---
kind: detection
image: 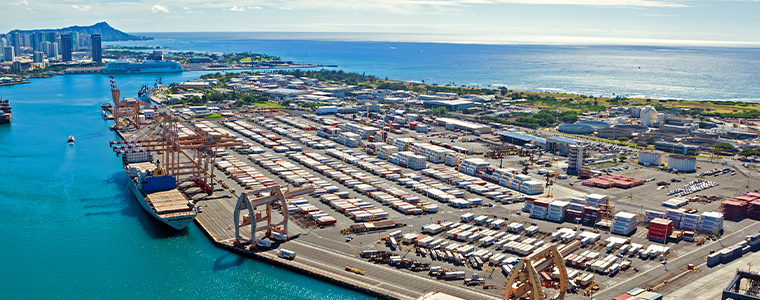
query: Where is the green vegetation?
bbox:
[200,113,224,120]
[645,136,657,143]
[252,102,286,109]
[224,52,280,63]
[475,110,578,129]
[506,93,606,113]
[739,149,759,157]
[429,107,450,117]
[300,103,331,108]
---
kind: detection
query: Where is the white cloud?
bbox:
[71,5,91,11]
[182,6,189,9]
[230,5,244,11]
[9,0,28,5]
[151,4,171,13]
[247,6,262,9]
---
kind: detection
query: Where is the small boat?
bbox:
[68,136,75,143]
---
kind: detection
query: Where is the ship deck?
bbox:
[146,189,194,215]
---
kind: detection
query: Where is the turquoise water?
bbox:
[0,73,375,300]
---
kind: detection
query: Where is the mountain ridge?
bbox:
[7,22,152,41]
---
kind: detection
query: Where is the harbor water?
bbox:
[0,73,374,300]
[122,33,760,101]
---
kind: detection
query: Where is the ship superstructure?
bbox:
[0,97,10,124]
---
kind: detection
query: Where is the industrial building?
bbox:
[597,125,646,139]
[638,150,666,166]
[434,117,492,134]
[655,141,699,155]
[567,144,584,174]
[423,99,475,111]
[497,131,546,148]
[546,136,584,156]
[668,155,697,172]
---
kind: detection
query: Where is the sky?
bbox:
[2,0,760,45]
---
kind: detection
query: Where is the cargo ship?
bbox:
[124,157,197,230]
[0,97,10,124]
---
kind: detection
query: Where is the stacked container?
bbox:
[680,213,700,231]
[612,212,638,236]
[523,199,534,213]
[648,218,673,242]
[721,200,748,220]
[530,199,552,220]
[547,201,569,222]
[665,209,684,228]
[582,206,601,225]
[749,200,760,220]
[645,210,665,223]
[586,194,607,208]
[699,212,723,234]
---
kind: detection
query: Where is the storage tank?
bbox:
[668,155,696,172]
[640,106,658,127]
[638,150,666,166]
[559,123,594,135]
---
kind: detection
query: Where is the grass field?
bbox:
[251,102,286,109]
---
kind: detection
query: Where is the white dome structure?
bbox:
[640,106,658,127]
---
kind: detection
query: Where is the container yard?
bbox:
[113,99,760,300]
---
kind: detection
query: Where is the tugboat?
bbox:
[68,136,75,143]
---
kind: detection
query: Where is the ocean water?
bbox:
[0,73,375,300]
[113,32,760,101]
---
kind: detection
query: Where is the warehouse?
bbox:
[497,131,546,148]
[423,99,475,111]
[546,136,584,155]
[434,117,492,134]
[655,141,699,155]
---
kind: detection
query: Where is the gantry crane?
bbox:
[502,241,580,300]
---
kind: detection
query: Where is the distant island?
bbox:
[6,21,151,41]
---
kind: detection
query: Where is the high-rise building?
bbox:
[91,34,102,63]
[12,33,21,56]
[61,34,72,62]
[3,46,14,62]
[41,41,51,56]
[33,32,45,52]
[33,51,44,63]
[51,42,59,58]
[46,32,57,44]
[70,32,79,51]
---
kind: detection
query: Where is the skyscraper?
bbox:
[51,42,59,58]
[3,46,14,62]
[61,34,72,62]
[70,32,79,51]
[41,41,51,57]
[91,34,102,63]
[12,33,21,56]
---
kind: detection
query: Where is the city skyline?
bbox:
[2,0,759,46]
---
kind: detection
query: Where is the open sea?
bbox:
[125,32,760,101]
[2,33,760,299]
